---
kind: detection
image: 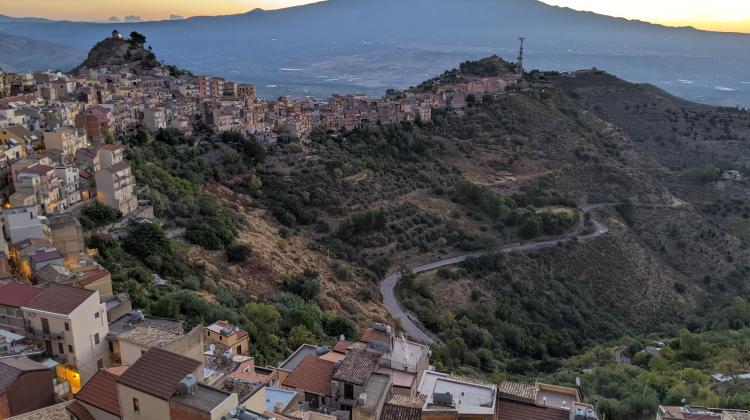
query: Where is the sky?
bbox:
[2,0,749,33]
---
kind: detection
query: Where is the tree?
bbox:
[289,325,316,348]
[282,270,321,301]
[243,303,281,363]
[226,244,252,263]
[129,31,146,47]
[122,223,172,260]
[79,202,122,230]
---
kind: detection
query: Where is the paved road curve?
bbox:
[379,208,610,344]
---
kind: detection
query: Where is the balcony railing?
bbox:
[27,328,65,341]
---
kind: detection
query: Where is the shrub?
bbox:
[226,244,252,263]
[282,270,321,301]
[80,202,122,230]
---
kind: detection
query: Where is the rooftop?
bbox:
[279,344,327,372]
[381,394,426,420]
[23,283,95,315]
[206,320,249,340]
[264,387,298,413]
[116,347,201,400]
[28,250,64,264]
[8,401,73,420]
[281,355,336,397]
[75,367,126,416]
[420,371,496,415]
[72,266,110,287]
[118,325,183,348]
[66,400,95,420]
[332,348,380,386]
[358,373,391,413]
[108,311,183,338]
[0,281,43,308]
[170,384,234,413]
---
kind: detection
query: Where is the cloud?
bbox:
[123,15,142,22]
[169,14,184,20]
[107,16,121,23]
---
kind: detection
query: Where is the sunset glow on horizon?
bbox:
[2,0,748,33]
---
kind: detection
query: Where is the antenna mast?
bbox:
[517,37,526,75]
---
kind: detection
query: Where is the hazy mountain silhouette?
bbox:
[0,32,85,72]
[1,0,748,105]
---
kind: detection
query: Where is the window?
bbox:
[68,345,73,353]
[237,345,242,355]
[132,398,140,414]
[58,342,64,354]
[108,341,114,352]
[94,312,100,319]
[97,359,103,369]
[94,333,100,345]
[344,383,354,400]
[64,322,69,331]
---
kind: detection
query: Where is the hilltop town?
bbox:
[1,31,750,420]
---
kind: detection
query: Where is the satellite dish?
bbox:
[575,377,581,387]
[340,335,346,341]
[209,344,216,351]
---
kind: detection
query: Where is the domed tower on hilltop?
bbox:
[111,30,122,39]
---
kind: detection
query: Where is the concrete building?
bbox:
[420,372,497,420]
[497,380,596,420]
[42,127,87,162]
[0,282,43,335]
[22,284,111,393]
[45,213,85,263]
[2,206,47,244]
[143,107,167,132]
[116,348,235,420]
[95,160,137,216]
[204,320,249,357]
[0,357,55,418]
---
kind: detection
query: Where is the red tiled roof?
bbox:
[19,164,55,176]
[74,267,110,287]
[382,394,426,420]
[75,368,125,416]
[333,340,353,354]
[282,355,336,397]
[24,284,95,315]
[497,400,569,420]
[116,348,201,400]
[0,282,44,308]
[360,328,374,343]
[214,320,249,340]
[66,400,96,420]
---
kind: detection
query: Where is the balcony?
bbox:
[27,327,65,341]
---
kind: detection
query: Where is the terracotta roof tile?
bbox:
[66,400,95,420]
[23,284,95,315]
[333,340,353,354]
[281,355,336,397]
[382,394,426,420]
[498,380,537,402]
[116,348,201,400]
[0,282,43,308]
[332,348,379,386]
[75,368,125,416]
[360,328,374,343]
[74,267,110,287]
[497,400,569,420]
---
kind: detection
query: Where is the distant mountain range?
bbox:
[0,32,85,72]
[1,0,749,106]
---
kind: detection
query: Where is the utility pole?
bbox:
[517,37,526,75]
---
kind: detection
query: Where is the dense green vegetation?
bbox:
[399,253,625,375]
[94,124,356,365]
[79,202,122,230]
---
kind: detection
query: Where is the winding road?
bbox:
[379,206,611,344]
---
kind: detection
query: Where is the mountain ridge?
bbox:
[1,0,748,106]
